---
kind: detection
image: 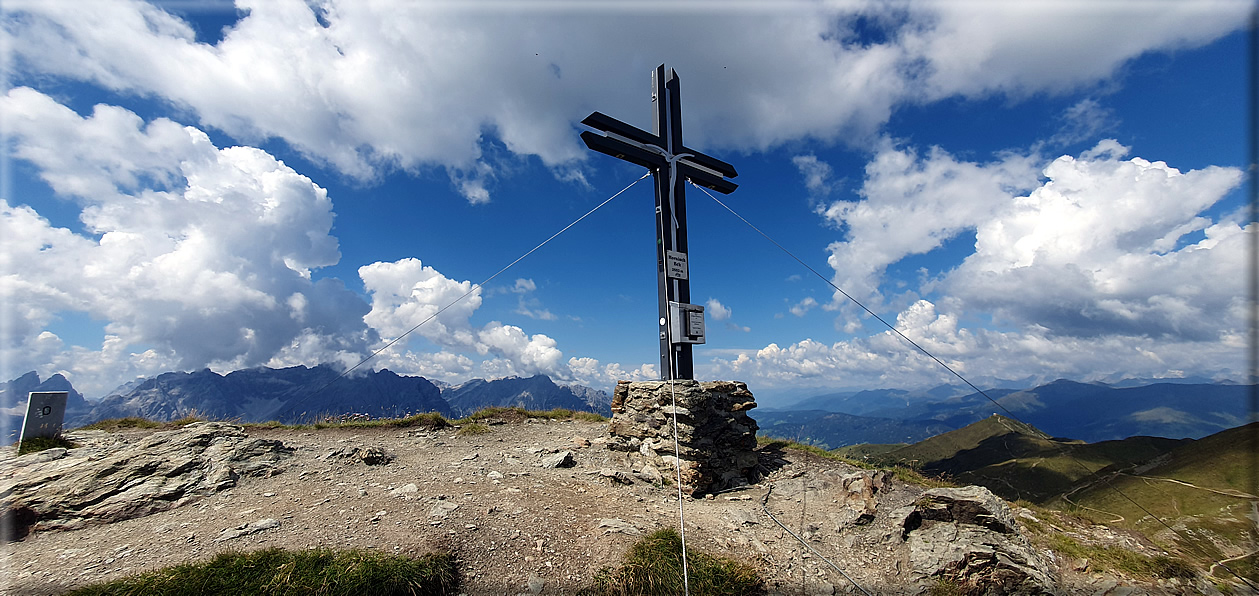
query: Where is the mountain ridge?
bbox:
[0,366,613,430]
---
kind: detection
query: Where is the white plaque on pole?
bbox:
[666,250,688,280]
[20,391,68,443]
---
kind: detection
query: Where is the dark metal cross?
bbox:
[581,64,738,380]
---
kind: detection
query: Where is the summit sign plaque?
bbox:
[20,391,68,443]
[666,250,688,281]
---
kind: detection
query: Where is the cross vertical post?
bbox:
[580,64,738,380]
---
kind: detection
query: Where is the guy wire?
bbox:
[693,180,1259,590]
[656,174,692,596]
[309,172,650,399]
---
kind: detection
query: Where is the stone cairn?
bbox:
[604,380,759,496]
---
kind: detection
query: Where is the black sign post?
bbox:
[581,65,738,380]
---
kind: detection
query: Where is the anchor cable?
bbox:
[310,173,650,398]
[657,175,692,596]
[761,485,873,596]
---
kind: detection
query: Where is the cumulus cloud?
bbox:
[359,257,481,347]
[357,259,579,381]
[0,88,370,394]
[4,0,1244,202]
[945,140,1246,340]
[792,154,833,199]
[822,139,1042,318]
[724,139,1248,390]
[706,298,732,321]
[790,297,819,318]
[0,89,650,393]
[707,299,1245,391]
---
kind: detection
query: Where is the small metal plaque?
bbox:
[20,391,68,443]
[668,301,705,345]
[666,250,688,280]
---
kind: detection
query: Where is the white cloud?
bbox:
[358,258,573,379]
[822,138,1244,338]
[1050,98,1117,146]
[898,1,1245,100]
[707,299,1246,391]
[726,139,1248,393]
[359,257,481,347]
[789,297,819,318]
[944,140,1246,340]
[512,278,537,294]
[822,139,1042,318]
[505,278,555,320]
[0,89,652,393]
[4,0,1244,201]
[792,154,833,198]
[0,89,370,395]
[706,298,732,321]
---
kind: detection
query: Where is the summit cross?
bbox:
[580,64,738,380]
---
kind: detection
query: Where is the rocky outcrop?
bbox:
[838,469,890,525]
[896,486,1057,594]
[604,380,758,496]
[0,422,291,540]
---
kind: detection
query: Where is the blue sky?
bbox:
[1,0,1252,405]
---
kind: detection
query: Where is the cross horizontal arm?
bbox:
[582,112,660,148]
[675,148,737,180]
[677,162,738,194]
[580,131,668,171]
[582,110,738,193]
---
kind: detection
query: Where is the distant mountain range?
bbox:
[1,366,612,436]
[766,378,1251,444]
[442,375,611,417]
[4,369,1249,448]
[753,410,953,449]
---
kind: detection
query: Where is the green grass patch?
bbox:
[455,423,491,436]
[1047,534,1197,580]
[311,412,451,430]
[892,465,957,489]
[64,547,458,596]
[16,435,78,455]
[76,417,163,431]
[76,415,209,431]
[927,578,967,596]
[457,406,607,424]
[582,528,763,595]
[756,437,872,467]
[572,410,610,422]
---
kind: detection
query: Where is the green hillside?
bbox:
[868,414,1187,504]
[849,415,1258,584]
[1063,423,1258,584]
[832,443,906,461]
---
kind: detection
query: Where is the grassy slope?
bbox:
[1062,423,1258,582]
[868,415,1186,504]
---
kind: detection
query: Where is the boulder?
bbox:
[0,422,291,540]
[838,470,889,525]
[897,486,1057,595]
